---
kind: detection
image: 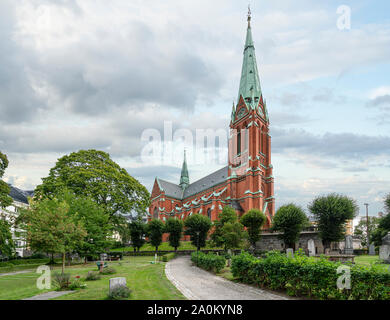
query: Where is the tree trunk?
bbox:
[62,253,65,274]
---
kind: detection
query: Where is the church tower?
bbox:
[228,9,275,226]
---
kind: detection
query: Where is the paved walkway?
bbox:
[165,256,291,300]
[0,270,33,277]
[23,291,73,300]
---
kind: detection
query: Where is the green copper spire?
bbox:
[237,8,262,109]
[179,150,189,190]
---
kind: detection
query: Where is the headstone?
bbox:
[369,243,375,256]
[286,248,294,259]
[154,253,158,264]
[344,235,354,255]
[109,277,127,294]
[324,248,331,255]
[379,245,390,263]
[307,239,315,257]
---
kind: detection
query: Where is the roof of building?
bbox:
[8,185,33,205]
[157,166,228,200]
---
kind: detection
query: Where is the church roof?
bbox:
[157,166,228,200]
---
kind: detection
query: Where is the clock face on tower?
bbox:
[237,107,247,119]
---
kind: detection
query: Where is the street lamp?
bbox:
[364,203,369,249]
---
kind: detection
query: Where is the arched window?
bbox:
[237,130,241,155]
[153,207,158,219]
[207,208,212,220]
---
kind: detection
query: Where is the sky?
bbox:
[1,0,389,219]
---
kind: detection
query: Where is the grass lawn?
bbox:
[111,241,223,252]
[354,255,389,271]
[0,256,185,300]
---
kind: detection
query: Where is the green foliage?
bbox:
[240,209,266,247]
[308,193,358,248]
[191,251,226,273]
[147,219,165,251]
[100,267,116,275]
[385,193,390,215]
[371,228,388,246]
[108,285,131,300]
[354,217,379,247]
[184,214,212,250]
[165,218,183,251]
[85,271,101,281]
[129,220,147,251]
[53,273,71,290]
[271,203,309,248]
[231,251,390,300]
[0,219,15,257]
[162,252,176,262]
[34,149,150,225]
[69,277,87,290]
[0,151,12,208]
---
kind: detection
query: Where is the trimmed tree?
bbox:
[147,219,165,252]
[271,203,309,249]
[240,209,266,248]
[308,193,358,250]
[165,218,183,252]
[0,151,12,208]
[184,214,212,251]
[0,219,15,257]
[34,149,150,226]
[129,220,147,252]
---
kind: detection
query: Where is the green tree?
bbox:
[34,149,150,226]
[129,220,147,252]
[19,198,86,273]
[240,209,266,247]
[184,214,212,251]
[371,207,390,245]
[271,204,309,249]
[165,218,183,252]
[60,191,113,262]
[308,193,358,249]
[211,206,244,251]
[354,217,379,248]
[0,152,12,208]
[0,219,15,257]
[147,219,165,252]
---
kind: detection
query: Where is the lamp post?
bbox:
[364,203,369,249]
[196,231,200,265]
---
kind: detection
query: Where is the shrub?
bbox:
[69,276,87,290]
[162,253,176,262]
[100,267,116,275]
[53,273,71,290]
[191,252,226,273]
[231,251,390,300]
[108,286,131,300]
[86,271,101,281]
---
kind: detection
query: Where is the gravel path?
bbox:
[0,270,33,277]
[23,291,73,300]
[165,256,291,300]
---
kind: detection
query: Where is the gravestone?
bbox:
[379,232,390,263]
[307,239,315,257]
[286,248,294,259]
[109,277,127,294]
[369,243,375,256]
[324,248,331,255]
[344,235,354,255]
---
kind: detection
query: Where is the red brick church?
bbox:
[149,12,275,227]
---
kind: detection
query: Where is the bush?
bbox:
[191,252,226,273]
[162,253,176,262]
[69,276,87,290]
[100,267,116,275]
[231,251,390,300]
[53,273,71,290]
[86,271,101,281]
[108,285,131,300]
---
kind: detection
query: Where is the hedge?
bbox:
[191,252,226,273]
[162,253,176,262]
[231,251,390,300]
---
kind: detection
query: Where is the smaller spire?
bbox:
[179,149,189,190]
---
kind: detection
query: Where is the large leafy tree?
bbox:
[34,149,150,226]
[19,198,86,273]
[271,204,309,249]
[240,209,266,247]
[371,200,390,245]
[129,220,147,252]
[308,193,358,249]
[211,206,244,251]
[0,152,12,208]
[147,219,165,252]
[59,191,113,261]
[165,218,183,252]
[0,219,15,257]
[354,217,379,248]
[184,214,212,251]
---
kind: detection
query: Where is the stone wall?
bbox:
[255,231,325,254]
